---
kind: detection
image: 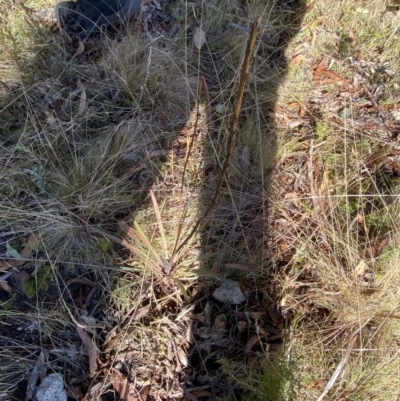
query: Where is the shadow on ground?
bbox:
[0,1,306,400]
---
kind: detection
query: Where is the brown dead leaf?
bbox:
[139,384,150,401]
[244,334,263,355]
[22,234,37,256]
[213,314,227,331]
[318,168,330,196]
[186,320,194,344]
[0,234,38,271]
[249,311,265,320]
[367,146,390,168]
[109,368,139,401]
[313,58,328,83]
[290,54,305,66]
[348,29,356,46]
[268,304,283,328]
[13,271,30,293]
[286,118,303,129]
[76,326,98,376]
[276,240,293,262]
[367,102,400,112]
[0,280,11,294]
[321,70,347,86]
[373,237,390,258]
[131,305,151,321]
[300,104,307,118]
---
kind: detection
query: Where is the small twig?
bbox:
[317,335,358,401]
[308,139,331,250]
[361,82,386,121]
[170,17,261,269]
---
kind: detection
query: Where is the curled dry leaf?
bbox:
[286,118,303,129]
[109,368,139,401]
[322,70,347,86]
[44,110,57,126]
[0,271,12,293]
[268,304,283,328]
[0,234,38,271]
[26,350,48,401]
[176,346,189,368]
[348,28,356,46]
[355,260,367,277]
[0,280,11,294]
[213,314,227,331]
[72,40,85,58]
[318,168,329,197]
[77,86,87,117]
[131,305,151,321]
[244,334,263,355]
[313,58,328,82]
[76,325,98,376]
[193,27,206,50]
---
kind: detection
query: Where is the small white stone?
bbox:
[36,373,67,401]
[213,280,246,305]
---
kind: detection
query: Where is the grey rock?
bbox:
[36,373,67,401]
[213,280,246,305]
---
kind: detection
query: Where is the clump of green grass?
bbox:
[23,264,54,297]
[220,351,299,401]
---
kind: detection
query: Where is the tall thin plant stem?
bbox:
[170,17,261,270]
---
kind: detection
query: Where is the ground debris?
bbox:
[213,280,246,305]
[35,373,67,401]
